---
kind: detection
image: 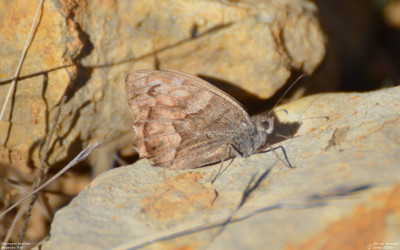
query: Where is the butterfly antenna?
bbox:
[266,74,306,118]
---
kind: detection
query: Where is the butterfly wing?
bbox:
[125,69,253,169]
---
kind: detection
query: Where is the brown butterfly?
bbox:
[125,69,276,170]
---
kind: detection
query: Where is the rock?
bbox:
[384,0,400,29]
[0,0,69,170]
[42,86,400,249]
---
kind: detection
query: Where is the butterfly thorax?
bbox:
[232,124,264,158]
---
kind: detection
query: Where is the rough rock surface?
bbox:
[43,86,400,249]
[0,0,69,170]
[0,0,325,176]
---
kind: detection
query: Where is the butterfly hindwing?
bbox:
[125,69,254,169]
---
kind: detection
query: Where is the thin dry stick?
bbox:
[0,141,103,219]
[1,206,27,249]
[0,0,45,243]
[18,96,66,242]
[38,96,67,181]
[0,0,45,121]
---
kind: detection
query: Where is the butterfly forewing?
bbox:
[125,69,253,169]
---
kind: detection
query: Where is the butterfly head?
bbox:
[251,115,275,151]
[255,115,274,134]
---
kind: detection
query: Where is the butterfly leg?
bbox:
[264,145,295,168]
[211,144,245,184]
[211,157,235,184]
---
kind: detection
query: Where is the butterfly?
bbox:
[125,69,277,170]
